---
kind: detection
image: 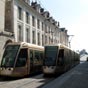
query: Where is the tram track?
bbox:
[0,74,56,88]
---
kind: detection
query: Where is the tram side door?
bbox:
[58,49,64,66]
[15,48,28,76]
[29,50,34,73]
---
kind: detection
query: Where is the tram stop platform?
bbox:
[42,61,88,88]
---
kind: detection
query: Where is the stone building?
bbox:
[0,0,69,62]
[4,0,61,45]
[0,0,7,61]
[0,0,5,32]
[0,0,5,61]
[59,28,68,46]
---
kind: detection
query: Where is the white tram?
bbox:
[43,44,80,75]
[0,42,44,77]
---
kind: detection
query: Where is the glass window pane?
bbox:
[44,46,58,66]
[18,6,22,20]
[26,12,30,24]
[34,50,40,65]
[18,25,23,41]
[16,49,27,67]
[32,31,36,44]
[26,28,30,43]
[1,45,20,67]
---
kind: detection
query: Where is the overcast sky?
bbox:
[31,0,88,52]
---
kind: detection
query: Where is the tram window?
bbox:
[30,50,33,62]
[39,51,43,64]
[34,50,40,64]
[58,49,64,65]
[1,45,20,67]
[58,49,64,57]
[16,48,27,67]
[40,51,43,60]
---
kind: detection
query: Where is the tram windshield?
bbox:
[44,46,58,66]
[1,45,20,67]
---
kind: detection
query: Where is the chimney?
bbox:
[65,30,68,33]
[43,11,50,19]
[31,1,41,13]
[40,8,44,14]
[36,4,41,12]
[31,1,37,9]
[60,28,65,32]
[49,17,53,23]
[58,22,60,27]
[55,21,57,26]
[52,19,55,24]
[40,8,44,15]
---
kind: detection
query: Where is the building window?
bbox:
[26,12,30,24]
[32,31,36,44]
[26,28,30,43]
[32,16,35,27]
[49,36,50,44]
[45,24,47,33]
[18,25,23,41]
[45,35,47,44]
[18,6,23,20]
[37,19,40,29]
[48,26,50,33]
[42,22,44,31]
[37,32,40,45]
[42,35,44,46]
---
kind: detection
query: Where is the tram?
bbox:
[0,42,44,77]
[43,44,80,75]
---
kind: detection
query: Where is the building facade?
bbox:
[59,28,68,46]
[0,0,5,32]
[5,0,62,45]
[0,0,5,61]
[0,0,8,62]
[0,0,69,62]
[0,0,15,61]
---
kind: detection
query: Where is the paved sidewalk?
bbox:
[42,61,88,88]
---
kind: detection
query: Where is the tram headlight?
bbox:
[8,68,11,70]
[51,66,54,69]
[0,68,4,70]
[10,68,13,70]
[8,68,13,70]
[0,68,2,70]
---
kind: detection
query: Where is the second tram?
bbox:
[0,42,44,77]
[43,44,80,75]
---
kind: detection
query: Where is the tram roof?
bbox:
[7,42,44,49]
[44,43,66,47]
[44,44,79,54]
[44,43,71,50]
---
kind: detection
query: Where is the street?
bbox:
[0,74,55,88]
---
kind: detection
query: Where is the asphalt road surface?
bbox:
[0,74,55,88]
[42,55,88,88]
